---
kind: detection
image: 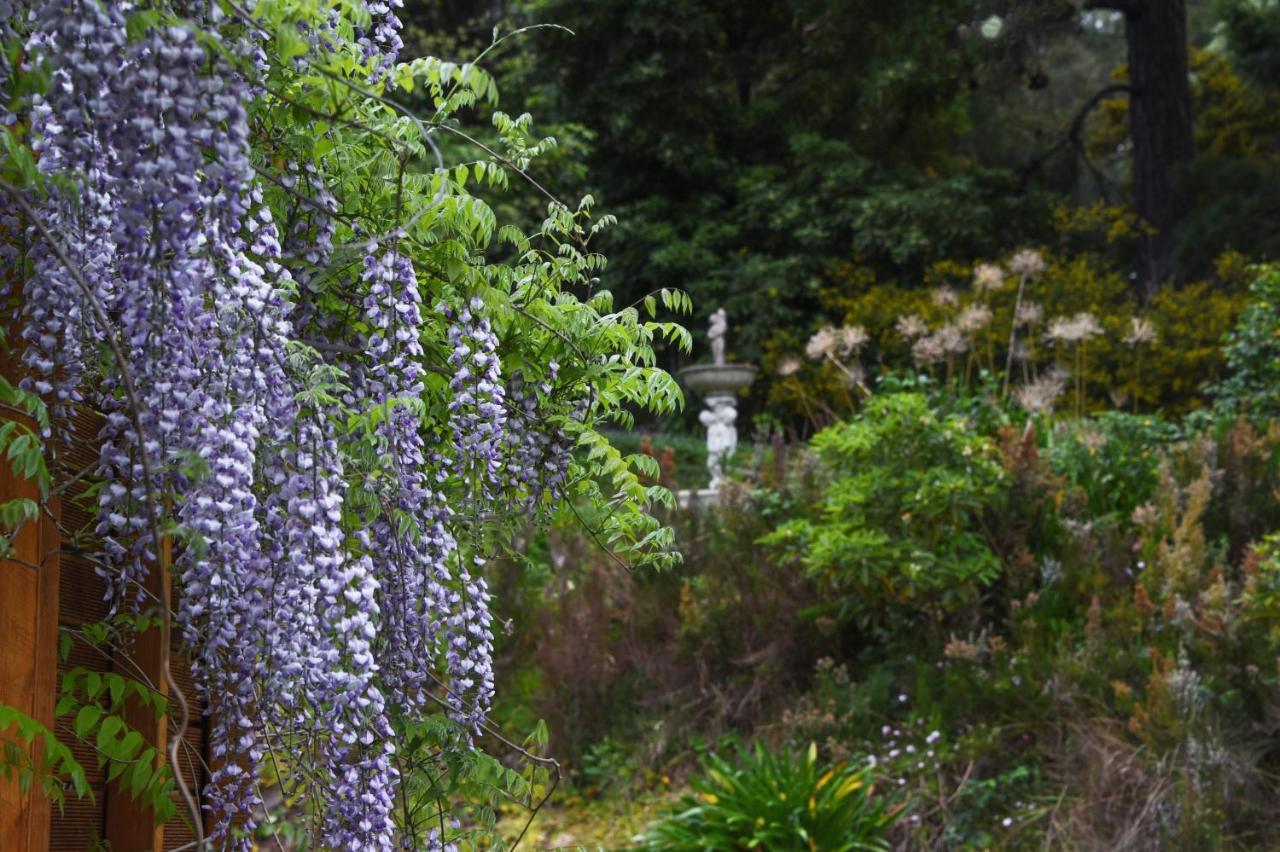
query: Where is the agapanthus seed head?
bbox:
[958,304,992,334]
[1124,316,1157,347]
[912,334,944,368]
[1014,371,1068,414]
[776,355,803,377]
[973,263,1005,295]
[930,285,959,308]
[1009,249,1046,276]
[1046,311,1103,344]
[1014,301,1043,328]
[895,313,928,340]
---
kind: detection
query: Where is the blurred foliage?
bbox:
[400,0,1280,435]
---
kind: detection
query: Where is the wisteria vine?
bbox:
[2,0,648,848]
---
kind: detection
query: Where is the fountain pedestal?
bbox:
[678,362,756,498]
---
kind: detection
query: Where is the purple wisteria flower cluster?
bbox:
[359,0,405,79]
[446,296,509,500]
[504,362,580,511]
[12,0,555,847]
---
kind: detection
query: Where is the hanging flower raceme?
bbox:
[446,296,509,500]
[504,361,579,511]
[360,0,405,78]
[360,250,496,729]
[22,0,125,446]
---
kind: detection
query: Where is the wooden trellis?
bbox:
[1,359,210,851]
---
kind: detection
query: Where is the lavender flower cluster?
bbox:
[361,250,495,729]
[504,362,580,511]
[446,296,508,500]
[13,0,558,847]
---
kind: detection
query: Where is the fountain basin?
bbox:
[678,363,758,396]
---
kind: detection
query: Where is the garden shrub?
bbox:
[1211,262,1280,421]
[765,392,1006,627]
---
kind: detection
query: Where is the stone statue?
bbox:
[708,308,727,366]
[698,394,737,489]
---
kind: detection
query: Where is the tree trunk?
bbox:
[1118,0,1195,299]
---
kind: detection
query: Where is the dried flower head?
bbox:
[1009,249,1046,276]
[807,324,868,360]
[1014,371,1067,414]
[1046,311,1103,344]
[912,334,945,368]
[930,285,959,308]
[944,637,980,662]
[776,355,802,377]
[1124,316,1157,347]
[837,324,869,355]
[896,313,928,340]
[935,323,968,355]
[805,326,838,360]
[1014,301,1043,328]
[958,304,992,333]
[973,263,1006,294]
[840,362,867,388]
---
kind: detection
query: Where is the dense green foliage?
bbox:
[765,393,1006,626]
[1211,263,1280,421]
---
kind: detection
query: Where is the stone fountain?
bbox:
[678,308,756,501]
